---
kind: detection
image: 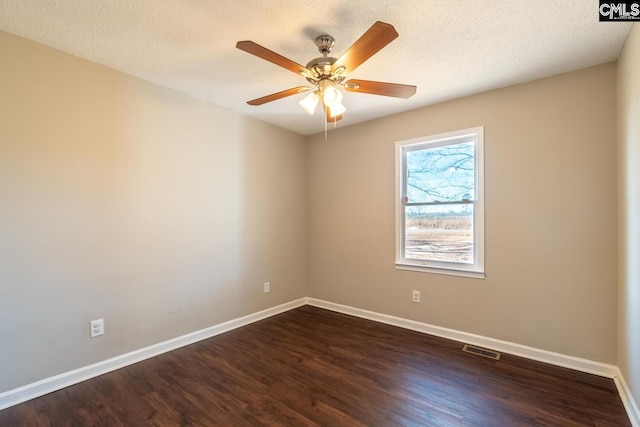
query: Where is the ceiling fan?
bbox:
[236,21,417,124]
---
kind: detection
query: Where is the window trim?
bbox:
[395,127,485,279]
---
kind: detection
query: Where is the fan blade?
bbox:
[332,21,398,74]
[247,86,311,106]
[344,79,416,99]
[236,41,315,79]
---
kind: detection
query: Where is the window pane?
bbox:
[405,204,473,264]
[405,142,474,203]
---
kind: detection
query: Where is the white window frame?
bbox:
[395,127,485,279]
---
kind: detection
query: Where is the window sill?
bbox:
[395,263,486,279]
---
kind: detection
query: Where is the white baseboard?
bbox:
[614,369,640,427]
[0,298,307,411]
[306,298,618,378]
[2,296,638,427]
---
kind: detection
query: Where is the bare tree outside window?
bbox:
[403,141,476,264]
[396,127,484,276]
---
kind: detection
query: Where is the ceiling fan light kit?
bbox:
[236,21,417,132]
[299,91,320,115]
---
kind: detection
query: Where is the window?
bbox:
[395,127,484,278]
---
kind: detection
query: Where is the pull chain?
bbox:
[324,106,328,142]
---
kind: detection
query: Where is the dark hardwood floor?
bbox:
[0,305,631,426]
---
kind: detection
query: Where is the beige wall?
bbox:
[0,31,308,393]
[307,63,618,363]
[618,23,640,410]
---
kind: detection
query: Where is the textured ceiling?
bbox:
[0,1,633,136]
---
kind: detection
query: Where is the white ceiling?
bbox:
[0,1,633,136]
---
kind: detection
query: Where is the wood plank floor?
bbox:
[0,306,631,426]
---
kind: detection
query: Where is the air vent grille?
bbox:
[462,344,501,360]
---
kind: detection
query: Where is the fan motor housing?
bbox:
[306,56,337,81]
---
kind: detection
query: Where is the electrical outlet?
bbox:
[264,282,270,293]
[412,290,420,303]
[90,319,104,337]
